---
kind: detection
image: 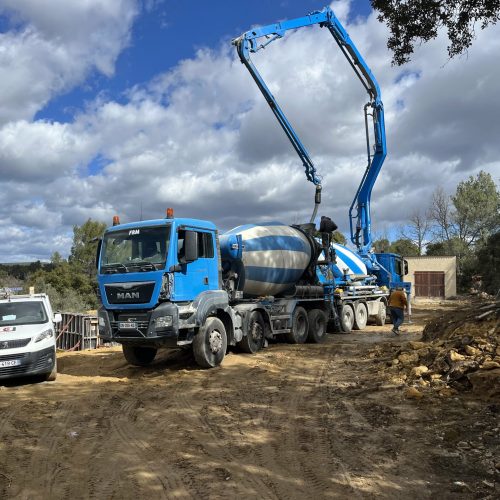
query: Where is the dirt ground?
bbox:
[1,303,498,499]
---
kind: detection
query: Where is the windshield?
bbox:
[0,301,48,326]
[100,225,170,273]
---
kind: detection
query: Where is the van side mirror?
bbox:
[404,259,409,276]
[54,313,62,324]
[183,231,198,263]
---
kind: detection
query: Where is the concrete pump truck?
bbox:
[96,7,410,368]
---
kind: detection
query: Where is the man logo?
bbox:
[117,292,140,300]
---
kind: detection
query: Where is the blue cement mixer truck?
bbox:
[96,7,410,368]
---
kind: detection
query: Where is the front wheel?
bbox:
[193,317,227,368]
[122,345,158,366]
[307,309,328,343]
[238,311,265,354]
[285,306,309,344]
[43,359,57,381]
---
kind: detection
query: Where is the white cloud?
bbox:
[0,0,499,263]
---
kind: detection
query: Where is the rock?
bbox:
[467,368,500,399]
[411,365,429,377]
[480,360,500,370]
[439,387,458,397]
[448,350,466,362]
[398,352,419,366]
[430,356,450,373]
[496,346,500,356]
[391,358,400,366]
[447,360,480,381]
[464,345,481,356]
[409,341,427,350]
[416,348,434,365]
[405,387,424,399]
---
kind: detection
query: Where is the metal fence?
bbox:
[55,313,101,351]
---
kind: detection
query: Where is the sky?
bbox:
[0,0,499,262]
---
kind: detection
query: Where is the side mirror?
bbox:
[404,259,409,276]
[53,313,62,324]
[95,239,102,269]
[183,231,198,263]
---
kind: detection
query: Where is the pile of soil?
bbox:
[379,299,499,399]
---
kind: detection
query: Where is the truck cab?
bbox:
[97,216,231,361]
[0,292,60,382]
[374,252,410,292]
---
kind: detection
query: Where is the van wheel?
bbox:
[340,304,355,333]
[193,317,227,368]
[353,302,368,330]
[122,345,158,366]
[44,360,57,381]
[307,309,328,343]
[285,306,309,344]
[238,311,264,353]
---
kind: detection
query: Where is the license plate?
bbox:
[0,359,21,368]
[119,322,138,329]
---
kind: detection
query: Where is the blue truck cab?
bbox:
[97,215,234,366]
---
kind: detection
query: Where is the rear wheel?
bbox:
[122,345,158,366]
[340,304,355,333]
[285,306,309,344]
[307,309,328,343]
[193,317,227,368]
[238,311,265,353]
[375,301,387,326]
[353,302,368,330]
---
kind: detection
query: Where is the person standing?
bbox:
[388,287,408,335]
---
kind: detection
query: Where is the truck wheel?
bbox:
[238,311,264,354]
[375,301,387,326]
[340,304,355,333]
[44,360,57,382]
[307,309,328,343]
[122,345,158,366]
[353,302,368,330]
[193,317,227,368]
[285,306,309,344]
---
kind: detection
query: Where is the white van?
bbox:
[0,292,61,382]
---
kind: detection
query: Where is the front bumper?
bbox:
[0,346,56,381]
[98,303,183,348]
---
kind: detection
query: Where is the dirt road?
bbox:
[1,305,498,499]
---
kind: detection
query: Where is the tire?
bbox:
[122,345,158,366]
[340,304,355,333]
[193,317,227,368]
[285,306,309,344]
[44,359,57,382]
[307,309,328,343]
[238,311,265,354]
[353,302,368,330]
[375,301,387,326]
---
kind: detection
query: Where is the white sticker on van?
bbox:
[0,326,16,332]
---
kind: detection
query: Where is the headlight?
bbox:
[155,315,173,329]
[35,328,54,343]
[98,316,106,327]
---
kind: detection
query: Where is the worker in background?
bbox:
[388,286,408,335]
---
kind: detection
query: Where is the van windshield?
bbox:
[100,225,171,273]
[0,301,48,326]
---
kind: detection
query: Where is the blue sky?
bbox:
[0,0,498,262]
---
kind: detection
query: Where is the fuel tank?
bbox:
[220,222,314,297]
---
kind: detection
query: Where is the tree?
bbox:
[332,231,347,245]
[69,219,107,278]
[472,232,500,295]
[373,238,391,253]
[399,208,431,255]
[389,238,420,257]
[371,0,500,65]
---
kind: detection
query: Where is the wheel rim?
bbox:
[208,329,223,353]
[297,315,306,337]
[343,307,354,328]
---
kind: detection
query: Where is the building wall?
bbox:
[405,256,457,300]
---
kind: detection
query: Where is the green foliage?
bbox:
[470,232,500,295]
[373,238,391,253]
[69,219,107,277]
[389,238,419,257]
[372,0,500,65]
[332,232,347,245]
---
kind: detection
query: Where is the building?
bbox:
[404,256,457,300]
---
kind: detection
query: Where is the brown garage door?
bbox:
[414,271,445,297]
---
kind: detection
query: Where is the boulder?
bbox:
[411,365,429,378]
[398,352,419,365]
[467,369,500,399]
[464,345,481,357]
[480,360,500,370]
[405,387,424,399]
[448,350,466,362]
[409,341,427,350]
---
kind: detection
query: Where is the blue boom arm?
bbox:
[233,6,387,256]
